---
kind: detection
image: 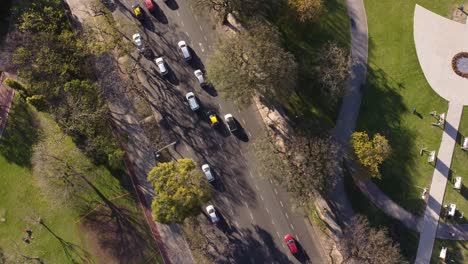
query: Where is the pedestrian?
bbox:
[22,237,30,244]
[450,232,455,237]
[24,228,33,239]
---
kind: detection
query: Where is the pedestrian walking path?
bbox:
[415,103,463,264]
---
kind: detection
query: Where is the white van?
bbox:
[185,92,200,111]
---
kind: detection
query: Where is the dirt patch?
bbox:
[80,203,160,264]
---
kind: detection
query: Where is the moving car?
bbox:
[144,0,156,12]
[155,57,168,75]
[224,114,238,132]
[131,4,144,20]
[185,92,200,111]
[284,234,298,254]
[206,205,219,223]
[194,70,205,86]
[132,33,143,48]
[178,41,192,61]
[202,164,215,182]
[207,111,219,127]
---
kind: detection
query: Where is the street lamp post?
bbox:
[154,140,178,160]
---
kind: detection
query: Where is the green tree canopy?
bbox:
[351,131,391,178]
[206,19,298,107]
[147,159,212,224]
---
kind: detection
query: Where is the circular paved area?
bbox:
[414,5,468,105]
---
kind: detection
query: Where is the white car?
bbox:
[155,57,168,75]
[202,164,215,182]
[185,92,200,111]
[194,70,205,86]
[224,114,238,132]
[178,40,192,61]
[132,33,143,48]
[206,205,219,223]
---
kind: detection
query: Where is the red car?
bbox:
[284,234,298,254]
[144,0,156,12]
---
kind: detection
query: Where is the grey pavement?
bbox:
[329,0,368,225]
[415,102,463,264]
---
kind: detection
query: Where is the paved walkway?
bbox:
[329,0,368,226]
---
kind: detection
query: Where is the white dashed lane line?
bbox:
[184,144,189,151]
[295,235,300,242]
[260,195,264,201]
[274,188,278,195]
[185,32,190,38]
[248,131,252,138]
[290,224,294,230]
[204,35,208,41]
[177,10,180,16]
[255,184,260,191]
[199,25,203,31]
[249,171,253,178]
[276,231,281,239]
[239,190,244,196]
[242,118,246,125]
[250,212,254,220]
[199,42,205,52]
[266,208,270,214]
[285,212,289,219]
[271,219,275,225]
[280,201,284,208]
[181,21,184,26]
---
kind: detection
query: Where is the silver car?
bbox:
[194,69,205,86]
[155,57,168,75]
[178,40,192,61]
[206,205,219,223]
[202,164,215,182]
[185,92,200,111]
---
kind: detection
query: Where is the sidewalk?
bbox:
[415,102,463,264]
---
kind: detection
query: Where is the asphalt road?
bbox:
[117,0,326,262]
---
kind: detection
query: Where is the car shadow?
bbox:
[142,15,156,32]
[151,5,169,24]
[293,241,311,263]
[188,47,205,70]
[164,0,179,10]
[201,84,218,97]
[232,120,249,142]
[142,48,155,60]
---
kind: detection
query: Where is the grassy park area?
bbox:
[443,107,468,224]
[358,0,464,215]
[0,95,161,263]
[431,239,467,263]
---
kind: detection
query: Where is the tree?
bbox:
[288,0,324,22]
[190,0,271,22]
[341,215,407,264]
[147,159,212,224]
[252,133,339,203]
[207,19,297,107]
[351,132,391,178]
[315,41,350,106]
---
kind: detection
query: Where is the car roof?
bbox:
[202,164,209,170]
[284,234,294,241]
[156,57,164,63]
[178,40,186,46]
[194,69,202,75]
[186,92,195,97]
[224,114,233,119]
[206,205,214,211]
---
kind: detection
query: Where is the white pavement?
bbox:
[414,5,468,264]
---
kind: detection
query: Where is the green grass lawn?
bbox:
[0,96,161,263]
[269,0,350,127]
[443,107,468,224]
[431,239,467,263]
[359,0,465,215]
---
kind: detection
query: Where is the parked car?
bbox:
[194,70,205,86]
[284,234,298,254]
[206,205,219,223]
[155,57,168,75]
[132,33,144,48]
[131,4,144,20]
[178,41,192,61]
[202,164,215,182]
[206,111,219,127]
[185,92,200,111]
[224,114,238,132]
[144,0,156,12]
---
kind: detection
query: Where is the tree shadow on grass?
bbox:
[39,219,92,263]
[0,95,40,168]
[356,61,426,215]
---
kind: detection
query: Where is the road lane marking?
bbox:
[296,235,300,242]
[271,219,275,225]
[239,149,244,155]
[181,21,184,26]
[218,103,222,109]
[285,212,289,219]
[198,42,205,53]
[244,201,249,208]
[266,208,270,214]
[204,35,207,41]
[219,143,224,151]
[242,118,246,125]
[249,171,253,178]
[282,243,286,249]
[290,224,294,230]
[280,201,284,208]
[199,25,203,31]
[269,178,273,184]
[240,190,243,196]
[194,15,198,21]
[276,231,280,239]
[237,108,241,113]
[274,188,278,195]
[177,11,180,16]
[234,178,238,184]
[229,167,235,174]
[185,144,189,151]
[255,184,259,191]
[248,131,252,138]
[260,195,264,201]
[250,212,254,220]
[185,32,190,38]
